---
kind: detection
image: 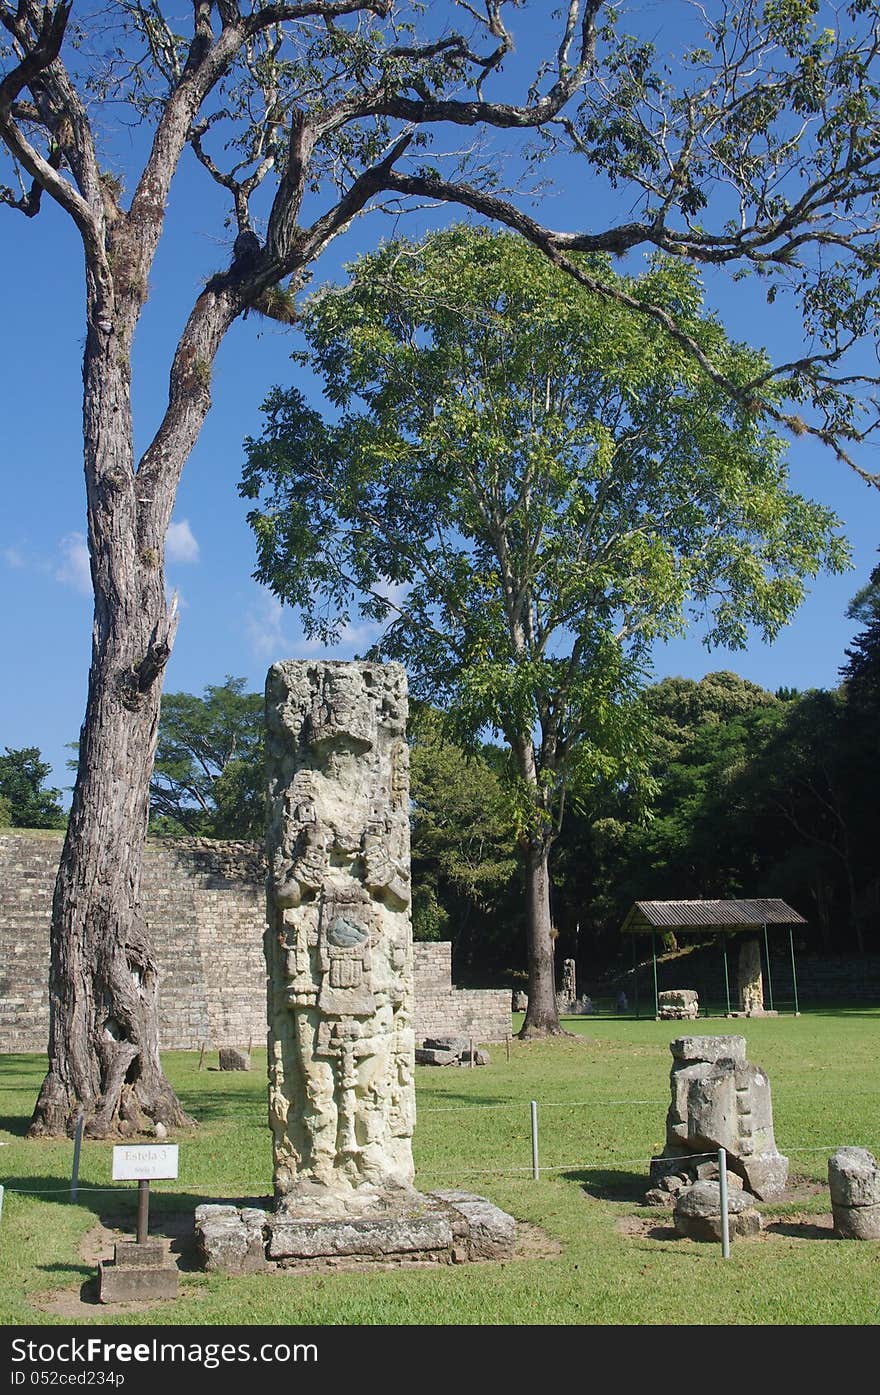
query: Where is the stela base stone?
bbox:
[195,1189,516,1273]
[98,1241,179,1303]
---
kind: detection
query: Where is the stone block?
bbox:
[738,1152,789,1201]
[267,1211,454,1260]
[658,990,699,1021]
[828,1147,880,1208]
[831,1203,880,1240]
[113,1240,166,1269]
[670,1035,747,1066]
[423,1036,471,1054]
[195,1203,268,1273]
[98,1261,179,1303]
[428,1190,516,1260]
[415,1048,458,1066]
[673,1180,762,1242]
[218,1047,251,1071]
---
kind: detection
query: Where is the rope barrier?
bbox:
[420,1098,666,1113]
[3,1141,876,1194]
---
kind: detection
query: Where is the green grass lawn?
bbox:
[1,1008,878,1326]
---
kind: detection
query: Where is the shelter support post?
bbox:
[762,922,775,1011]
[789,926,801,1016]
[651,930,659,1019]
[721,935,731,1016]
[632,936,640,1019]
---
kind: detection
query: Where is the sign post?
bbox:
[112,1143,179,1243]
[99,1145,180,1303]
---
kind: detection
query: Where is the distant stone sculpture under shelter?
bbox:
[619,898,807,1017]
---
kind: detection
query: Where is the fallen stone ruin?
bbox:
[415,1036,490,1066]
[646,1034,788,1208]
[657,989,699,1020]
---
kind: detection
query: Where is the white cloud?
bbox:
[166,518,200,564]
[2,546,25,569]
[246,591,289,661]
[55,533,92,596]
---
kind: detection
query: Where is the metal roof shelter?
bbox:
[619,898,807,1018]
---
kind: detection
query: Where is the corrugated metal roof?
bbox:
[620,898,806,934]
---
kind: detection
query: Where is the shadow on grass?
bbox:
[765,1218,836,1240]
[415,1092,520,1110]
[0,1113,32,1137]
[1,1172,270,1227]
[560,1167,649,1203]
[35,1261,93,1280]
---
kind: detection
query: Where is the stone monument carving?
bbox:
[561,958,576,1009]
[195,660,516,1271]
[647,1035,788,1201]
[264,659,414,1203]
[737,938,765,1014]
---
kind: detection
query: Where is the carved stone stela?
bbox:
[194,660,516,1272]
[265,659,414,1201]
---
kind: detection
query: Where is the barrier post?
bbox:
[718,1148,730,1259]
[530,1100,539,1180]
[70,1113,84,1201]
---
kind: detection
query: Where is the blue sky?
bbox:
[1,2,878,802]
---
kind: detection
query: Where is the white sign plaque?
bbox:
[112,1144,179,1181]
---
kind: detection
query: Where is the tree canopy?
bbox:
[151,677,265,838]
[241,224,849,1032]
[0,746,65,829]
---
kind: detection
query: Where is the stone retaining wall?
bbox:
[412,942,512,1043]
[0,831,511,1052]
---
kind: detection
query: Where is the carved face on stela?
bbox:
[307,666,378,752]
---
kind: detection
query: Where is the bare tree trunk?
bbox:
[29,335,194,1138]
[519,834,564,1037]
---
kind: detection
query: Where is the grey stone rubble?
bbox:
[644,1160,744,1208]
[657,989,699,1020]
[672,1180,762,1243]
[195,659,516,1275]
[828,1147,880,1239]
[555,992,594,1016]
[195,1189,516,1271]
[415,1036,490,1066]
[218,1047,251,1071]
[648,1035,788,1201]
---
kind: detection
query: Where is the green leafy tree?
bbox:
[0,747,65,829]
[241,226,848,1034]
[553,672,781,951]
[409,708,520,975]
[151,677,264,838]
[841,555,880,714]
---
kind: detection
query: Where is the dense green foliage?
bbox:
[2,1010,879,1325]
[409,708,521,973]
[150,678,265,838]
[553,652,880,964]
[241,227,849,1025]
[0,746,65,829]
